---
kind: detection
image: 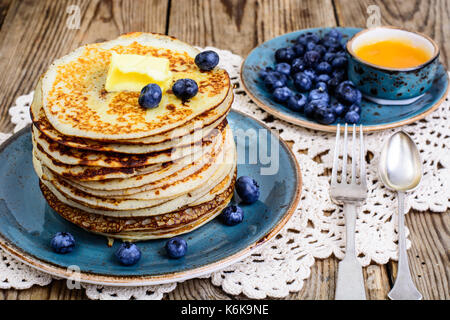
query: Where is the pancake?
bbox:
[40,134,234,210]
[32,119,226,167]
[32,78,234,153]
[41,32,231,140]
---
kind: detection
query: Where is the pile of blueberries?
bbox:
[259,28,362,124]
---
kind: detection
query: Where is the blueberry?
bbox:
[317,74,331,83]
[314,44,327,57]
[50,232,75,254]
[290,58,306,74]
[330,101,347,117]
[305,41,316,51]
[286,94,307,112]
[275,47,295,63]
[316,61,332,74]
[321,36,341,50]
[327,77,341,93]
[293,73,313,92]
[272,87,293,103]
[303,69,317,82]
[194,50,219,71]
[308,89,329,103]
[348,103,362,114]
[344,111,361,124]
[220,205,244,226]
[355,89,363,105]
[332,69,346,82]
[323,52,336,63]
[292,44,305,57]
[165,237,188,259]
[305,100,328,118]
[235,176,260,204]
[138,84,162,109]
[303,50,321,67]
[315,107,337,124]
[316,81,328,91]
[331,56,348,69]
[335,80,360,105]
[325,29,343,41]
[275,62,291,76]
[258,67,273,80]
[304,32,320,43]
[296,34,308,46]
[172,79,198,101]
[115,242,141,266]
[264,72,286,92]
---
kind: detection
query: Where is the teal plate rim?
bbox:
[0,110,302,286]
[241,27,450,133]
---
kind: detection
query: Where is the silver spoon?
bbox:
[379,131,422,300]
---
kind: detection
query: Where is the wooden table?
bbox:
[0,0,448,300]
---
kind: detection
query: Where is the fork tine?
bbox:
[360,124,366,185]
[331,124,340,184]
[351,124,357,184]
[342,123,348,183]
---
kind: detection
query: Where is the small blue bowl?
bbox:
[346,26,440,105]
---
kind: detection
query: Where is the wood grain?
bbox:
[0,0,448,300]
[168,0,336,57]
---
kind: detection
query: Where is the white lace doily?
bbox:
[0,48,448,299]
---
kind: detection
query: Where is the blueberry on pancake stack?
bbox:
[31,32,235,241]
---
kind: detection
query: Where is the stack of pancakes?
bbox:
[30,33,235,241]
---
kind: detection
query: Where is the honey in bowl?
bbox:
[354,39,432,69]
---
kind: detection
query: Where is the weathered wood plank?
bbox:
[334,0,450,67]
[168,0,336,57]
[388,210,449,300]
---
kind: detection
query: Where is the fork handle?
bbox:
[335,203,366,300]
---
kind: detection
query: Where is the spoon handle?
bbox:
[388,192,422,300]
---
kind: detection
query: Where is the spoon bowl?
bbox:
[379,131,422,192]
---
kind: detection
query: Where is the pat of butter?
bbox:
[105,53,172,92]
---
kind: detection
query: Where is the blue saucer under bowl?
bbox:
[0,110,301,286]
[241,27,449,132]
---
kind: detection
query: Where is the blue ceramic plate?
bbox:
[241,27,449,132]
[0,110,301,286]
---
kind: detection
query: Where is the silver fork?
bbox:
[331,123,368,300]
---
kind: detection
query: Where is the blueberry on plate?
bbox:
[330,101,347,117]
[258,67,273,80]
[303,50,321,67]
[303,69,317,82]
[275,62,291,76]
[331,56,348,69]
[332,69,347,82]
[286,94,307,112]
[314,44,327,57]
[304,99,328,118]
[315,81,327,92]
[325,29,343,41]
[323,52,336,63]
[293,73,313,92]
[272,87,293,103]
[348,103,362,114]
[304,32,320,44]
[138,84,162,109]
[264,72,286,92]
[335,81,360,105]
[308,89,329,103]
[305,41,316,51]
[317,74,331,83]
[50,232,75,254]
[235,176,260,204]
[194,50,219,71]
[316,61,332,74]
[327,77,341,93]
[344,111,361,124]
[315,107,337,125]
[172,78,198,101]
[221,205,244,226]
[275,47,295,63]
[115,242,141,266]
[292,44,305,57]
[290,58,306,74]
[296,34,308,46]
[165,237,188,259]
